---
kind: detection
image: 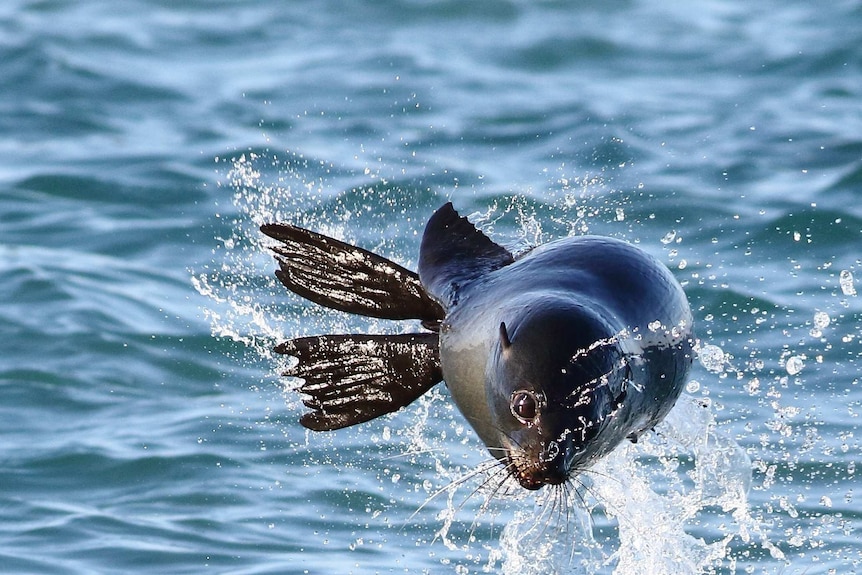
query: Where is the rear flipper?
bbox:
[276,333,442,431]
[261,223,445,328]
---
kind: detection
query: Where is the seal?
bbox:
[261,202,694,490]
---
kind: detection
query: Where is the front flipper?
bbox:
[418,202,515,308]
[261,223,445,325]
[276,333,442,431]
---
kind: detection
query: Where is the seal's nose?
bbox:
[517,475,546,490]
[515,441,569,489]
[518,463,568,490]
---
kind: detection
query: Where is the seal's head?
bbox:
[487,297,629,490]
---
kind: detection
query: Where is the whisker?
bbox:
[427,459,517,546]
[533,488,558,541]
[579,466,623,487]
[406,459,501,527]
[563,483,584,565]
[563,483,582,562]
[455,462,507,518]
[466,464,515,543]
[515,482,558,544]
[557,483,570,530]
[568,475,599,512]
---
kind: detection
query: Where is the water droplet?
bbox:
[813,311,830,329]
[685,379,700,393]
[660,230,677,244]
[840,270,857,296]
[698,344,726,373]
[746,377,760,395]
[785,355,805,375]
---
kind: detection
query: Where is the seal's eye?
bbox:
[510,390,541,424]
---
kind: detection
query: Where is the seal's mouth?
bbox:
[516,469,567,491]
[506,450,571,491]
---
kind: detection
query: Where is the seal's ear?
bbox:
[499,321,512,351]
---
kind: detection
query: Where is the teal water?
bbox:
[2,1,861,573]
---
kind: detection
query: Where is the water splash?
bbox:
[194,151,361,362]
[497,499,597,575]
[485,395,780,575]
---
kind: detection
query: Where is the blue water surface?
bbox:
[1,1,861,573]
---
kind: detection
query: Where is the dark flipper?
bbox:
[261,223,445,325]
[276,333,442,431]
[418,202,515,308]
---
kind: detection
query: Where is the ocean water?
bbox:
[2,0,861,573]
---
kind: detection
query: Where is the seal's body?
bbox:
[262,203,693,490]
[425,233,692,488]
